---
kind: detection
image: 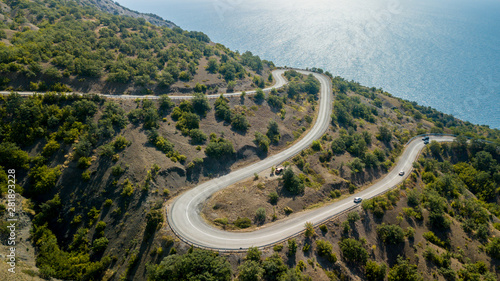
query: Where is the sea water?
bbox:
[118,0,500,128]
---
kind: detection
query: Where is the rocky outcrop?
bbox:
[77,0,177,28]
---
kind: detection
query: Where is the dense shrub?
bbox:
[339,238,369,265]
[92,237,109,253]
[255,207,266,222]
[365,260,387,281]
[238,260,264,281]
[0,142,30,169]
[282,168,304,195]
[316,240,337,263]
[29,165,62,193]
[376,224,405,244]
[485,237,500,259]
[231,113,249,131]
[145,209,164,239]
[234,217,251,229]
[147,249,232,281]
[189,129,207,144]
[262,253,287,281]
[266,119,280,143]
[245,247,261,261]
[191,92,211,116]
[268,191,279,204]
[254,88,265,102]
[205,137,234,158]
[254,132,270,152]
[387,256,422,281]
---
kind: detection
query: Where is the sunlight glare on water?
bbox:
[118,0,500,128]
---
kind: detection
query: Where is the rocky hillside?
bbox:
[1,1,500,281]
[77,0,177,28]
[0,0,273,95]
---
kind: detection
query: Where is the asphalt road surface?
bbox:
[167,70,455,250]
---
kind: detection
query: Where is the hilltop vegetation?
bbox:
[0,0,273,94]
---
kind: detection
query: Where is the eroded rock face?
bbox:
[76,0,177,28]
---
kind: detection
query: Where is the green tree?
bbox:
[29,165,62,193]
[283,168,304,195]
[376,224,405,244]
[331,138,346,154]
[72,100,98,121]
[267,119,280,143]
[189,129,207,144]
[246,247,261,261]
[42,140,60,158]
[143,107,160,129]
[338,238,369,265]
[347,211,361,224]
[227,81,236,92]
[311,140,322,151]
[179,71,190,81]
[287,82,300,99]
[238,260,264,281]
[147,249,232,281]
[0,142,29,169]
[267,93,284,109]
[485,237,500,259]
[205,137,235,158]
[268,191,279,204]
[145,209,163,239]
[158,72,175,87]
[428,140,441,156]
[159,95,175,113]
[287,239,298,256]
[473,151,497,173]
[377,126,392,142]
[92,237,109,253]
[387,256,422,281]
[194,83,207,93]
[304,222,315,237]
[231,113,249,131]
[365,260,387,281]
[254,88,265,103]
[191,92,211,117]
[234,217,252,228]
[262,253,287,281]
[256,207,266,222]
[206,58,219,73]
[214,95,232,122]
[176,112,200,132]
[316,240,337,263]
[254,132,271,152]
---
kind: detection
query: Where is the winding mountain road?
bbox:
[1,69,455,250]
[167,69,455,250]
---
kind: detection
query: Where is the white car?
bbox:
[354,197,362,203]
[398,171,405,176]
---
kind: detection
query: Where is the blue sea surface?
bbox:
[118,0,500,128]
